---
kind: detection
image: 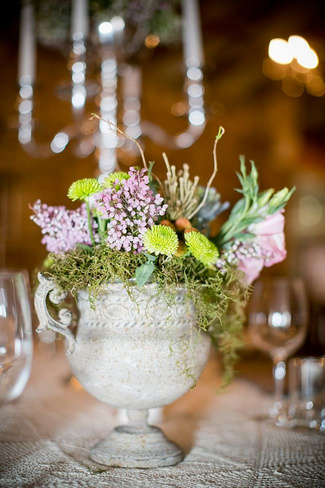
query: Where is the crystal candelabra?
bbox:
[16,0,207,175]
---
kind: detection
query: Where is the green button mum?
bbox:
[143,225,179,257]
[68,178,102,201]
[102,172,130,190]
[185,231,219,266]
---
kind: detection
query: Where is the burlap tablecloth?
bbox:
[1,348,324,488]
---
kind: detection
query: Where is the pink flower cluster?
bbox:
[93,167,167,252]
[236,211,286,284]
[30,200,96,253]
[216,211,287,285]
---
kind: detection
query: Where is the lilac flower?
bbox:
[30,200,97,253]
[93,167,167,253]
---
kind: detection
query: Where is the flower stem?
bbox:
[98,217,107,244]
[86,199,95,246]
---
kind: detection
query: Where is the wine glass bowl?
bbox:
[248,277,308,420]
[249,278,308,362]
[0,270,33,404]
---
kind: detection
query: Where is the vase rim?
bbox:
[77,281,188,298]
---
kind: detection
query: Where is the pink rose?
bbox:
[237,257,264,286]
[237,211,287,284]
[253,211,287,266]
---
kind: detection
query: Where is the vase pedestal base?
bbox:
[90,423,184,468]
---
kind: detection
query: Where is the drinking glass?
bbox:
[248,277,308,421]
[0,270,33,403]
[288,356,325,431]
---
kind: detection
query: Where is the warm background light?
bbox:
[297,48,319,69]
[269,35,319,69]
[268,38,293,65]
[145,34,160,48]
[288,35,310,58]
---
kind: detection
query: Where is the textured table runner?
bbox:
[1,348,325,488]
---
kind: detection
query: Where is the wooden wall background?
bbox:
[0,0,324,292]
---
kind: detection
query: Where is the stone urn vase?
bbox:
[34,272,211,468]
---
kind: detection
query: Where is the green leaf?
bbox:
[233,232,256,241]
[148,161,155,183]
[239,155,246,180]
[135,261,156,287]
[240,216,264,227]
[269,187,289,208]
[96,216,107,234]
[269,186,296,213]
[229,198,246,218]
[235,172,245,187]
[269,203,286,214]
[250,160,258,184]
[258,188,274,207]
[76,243,94,254]
[143,252,157,262]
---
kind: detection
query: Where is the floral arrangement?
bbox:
[35,0,181,49]
[91,0,181,45]
[31,119,294,383]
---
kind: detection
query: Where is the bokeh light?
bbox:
[268,39,293,65]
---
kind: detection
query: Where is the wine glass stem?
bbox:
[271,359,286,417]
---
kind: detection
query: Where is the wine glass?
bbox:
[0,270,33,403]
[248,277,308,421]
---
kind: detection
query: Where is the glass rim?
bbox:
[0,268,29,278]
[289,356,325,366]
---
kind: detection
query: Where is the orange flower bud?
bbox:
[184,227,200,234]
[160,220,176,231]
[174,241,187,257]
[175,217,192,232]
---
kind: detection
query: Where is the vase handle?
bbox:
[34,272,76,354]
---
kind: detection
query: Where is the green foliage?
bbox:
[135,254,157,286]
[268,187,296,213]
[45,245,146,297]
[148,161,155,183]
[45,245,248,385]
[214,156,295,248]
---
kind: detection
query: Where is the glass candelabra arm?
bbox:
[140,119,206,150]
[34,272,76,354]
[140,63,207,150]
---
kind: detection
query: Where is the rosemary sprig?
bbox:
[214,156,295,248]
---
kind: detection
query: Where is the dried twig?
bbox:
[90,113,148,170]
[187,126,225,219]
[162,154,200,220]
